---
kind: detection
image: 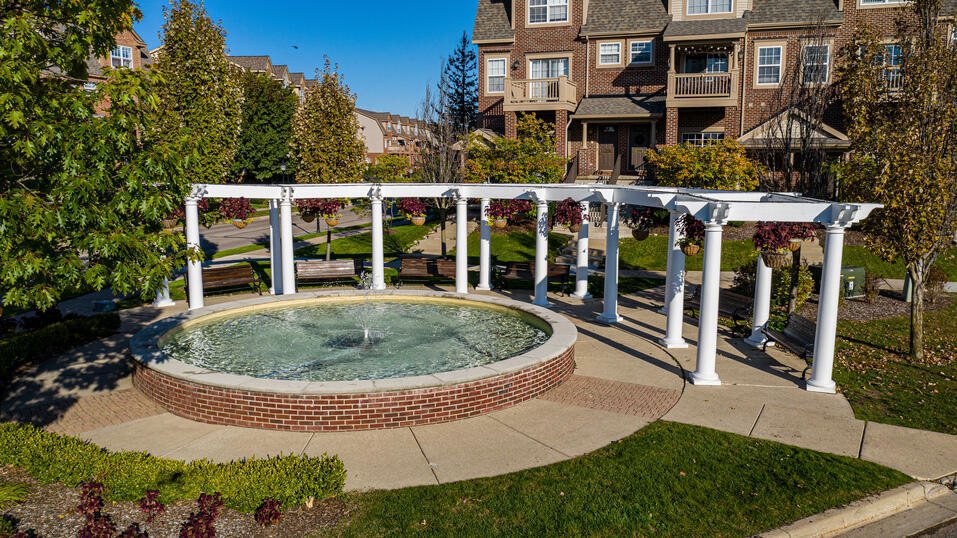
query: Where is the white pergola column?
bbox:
[268,199,283,295]
[370,193,387,291]
[455,195,469,294]
[185,195,204,310]
[153,277,175,308]
[691,220,724,386]
[808,225,846,393]
[659,211,688,348]
[477,197,492,291]
[597,202,622,324]
[533,198,551,308]
[572,201,591,299]
[746,256,773,347]
[279,188,296,295]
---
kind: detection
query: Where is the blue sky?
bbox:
[133,1,478,117]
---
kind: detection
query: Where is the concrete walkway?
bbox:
[3,286,956,493]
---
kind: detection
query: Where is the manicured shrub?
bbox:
[0,423,346,513]
[0,313,120,383]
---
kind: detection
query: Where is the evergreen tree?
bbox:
[293,58,365,183]
[231,72,299,183]
[443,32,478,134]
[153,0,242,184]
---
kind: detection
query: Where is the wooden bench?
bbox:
[685,286,753,337]
[397,258,459,286]
[187,263,263,297]
[296,259,362,287]
[763,313,816,360]
[497,262,572,296]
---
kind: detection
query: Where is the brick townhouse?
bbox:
[355,109,430,165]
[473,0,957,180]
[225,56,309,102]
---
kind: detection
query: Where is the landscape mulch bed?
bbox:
[0,466,350,538]
[798,290,954,322]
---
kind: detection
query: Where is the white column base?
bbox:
[152,297,175,308]
[745,335,771,348]
[596,312,622,324]
[658,337,688,349]
[689,371,722,386]
[533,298,553,309]
[805,379,837,394]
[475,285,492,292]
[571,291,592,300]
[658,305,668,314]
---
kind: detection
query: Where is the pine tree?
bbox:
[231,72,299,183]
[443,32,478,135]
[293,58,365,183]
[153,0,242,184]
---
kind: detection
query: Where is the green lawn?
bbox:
[452,230,571,263]
[843,246,957,281]
[618,236,755,272]
[296,223,436,261]
[323,421,908,537]
[211,223,373,260]
[834,297,957,435]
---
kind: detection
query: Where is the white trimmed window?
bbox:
[682,132,725,146]
[110,46,132,68]
[487,58,506,94]
[529,0,568,24]
[630,41,654,65]
[803,44,830,84]
[599,43,621,65]
[688,0,732,15]
[756,46,783,85]
[880,44,902,90]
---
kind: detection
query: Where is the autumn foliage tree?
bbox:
[838,0,957,361]
[646,140,764,191]
[153,0,242,184]
[293,59,365,183]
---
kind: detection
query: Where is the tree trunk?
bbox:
[439,208,448,258]
[787,247,801,314]
[909,267,925,362]
[325,228,332,262]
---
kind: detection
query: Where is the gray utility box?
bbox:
[809,265,867,299]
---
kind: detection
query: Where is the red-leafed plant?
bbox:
[554,198,583,228]
[508,199,533,215]
[77,482,105,521]
[197,492,223,520]
[396,198,429,218]
[753,222,816,254]
[677,214,705,247]
[78,513,116,538]
[254,499,282,528]
[624,207,656,231]
[117,523,149,538]
[485,200,511,220]
[298,198,342,218]
[138,489,165,524]
[178,511,216,538]
[219,197,254,221]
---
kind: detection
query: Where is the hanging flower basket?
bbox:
[761,250,789,269]
[569,222,582,234]
[555,198,584,234]
[632,229,650,241]
[232,219,250,229]
[681,243,701,257]
[411,216,426,226]
[493,218,507,229]
[325,216,340,227]
[301,212,316,223]
[788,238,803,252]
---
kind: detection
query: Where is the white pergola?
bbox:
[172,182,879,394]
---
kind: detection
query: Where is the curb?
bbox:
[759,481,951,537]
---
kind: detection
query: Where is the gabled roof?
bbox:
[572,94,666,119]
[747,0,842,26]
[304,78,318,89]
[289,72,305,86]
[229,55,271,72]
[738,108,849,148]
[272,64,289,79]
[664,18,748,40]
[473,0,514,43]
[581,0,670,36]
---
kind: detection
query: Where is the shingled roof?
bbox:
[747,0,842,26]
[581,0,670,36]
[228,55,271,72]
[572,94,666,118]
[664,18,748,39]
[288,72,305,86]
[473,0,514,42]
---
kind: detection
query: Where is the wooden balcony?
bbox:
[503,76,578,112]
[666,70,740,108]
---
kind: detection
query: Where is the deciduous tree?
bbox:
[645,140,764,191]
[366,154,411,183]
[465,113,567,184]
[231,72,299,183]
[838,0,957,361]
[153,0,242,184]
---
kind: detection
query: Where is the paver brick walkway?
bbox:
[540,374,681,418]
[5,389,164,436]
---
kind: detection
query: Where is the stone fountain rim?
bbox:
[129,289,577,395]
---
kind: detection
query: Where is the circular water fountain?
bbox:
[130,290,576,431]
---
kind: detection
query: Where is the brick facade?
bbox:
[133,346,575,432]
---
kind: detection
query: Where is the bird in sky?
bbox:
[291,45,299,49]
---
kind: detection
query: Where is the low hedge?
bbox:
[0,313,121,384]
[0,422,346,512]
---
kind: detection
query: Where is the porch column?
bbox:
[597,202,622,323]
[456,195,469,294]
[808,225,846,393]
[268,199,283,295]
[533,198,551,308]
[185,195,204,310]
[279,188,296,295]
[477,197,492,291]
[153,277,174,308]
[660,212,688,348]
[370,192,386,291]
[746,256,773,347]
[691,220,724,385]
[572,201,591,299]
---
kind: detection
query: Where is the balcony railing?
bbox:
[503,76,578,112]
[666,71,740,107]
[885,67,902,92]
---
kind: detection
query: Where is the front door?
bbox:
[629,125,652,171]
[598,126,617,171]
